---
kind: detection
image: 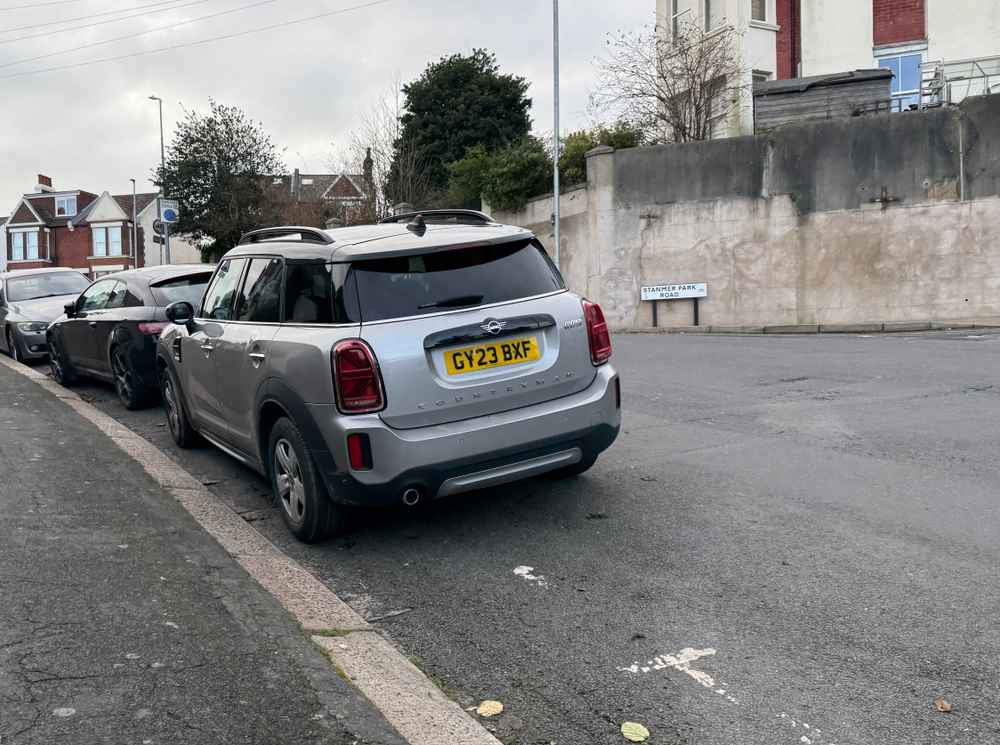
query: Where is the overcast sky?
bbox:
[0,0,652,214]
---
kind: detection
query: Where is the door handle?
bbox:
[88,321,97,328]
[248,351,266,368]
[200,343,214,354]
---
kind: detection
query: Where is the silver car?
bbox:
[0,268,91,362]
[157,211,621,542]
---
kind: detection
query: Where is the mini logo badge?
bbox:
[481,319,507,335]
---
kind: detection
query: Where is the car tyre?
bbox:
[112,345,152,410]
[6,327,23,364]
[268,417,344,543]
[48,336,77,386]
[161,366,199,448]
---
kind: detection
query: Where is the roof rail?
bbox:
[239,226,334,245]
[379,209,497,226]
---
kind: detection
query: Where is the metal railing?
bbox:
[920,54,1000,108]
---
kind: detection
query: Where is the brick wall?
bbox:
[874,0,925,45]
[776,0,801,79]
[52,226,92,268]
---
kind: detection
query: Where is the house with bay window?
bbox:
[4,174,149,278]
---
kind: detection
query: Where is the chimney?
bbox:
[363,148,374,195]
[35,174,53,193]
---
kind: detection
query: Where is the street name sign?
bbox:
[641,283,708,301]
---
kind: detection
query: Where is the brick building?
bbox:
[790,0,998,110]
[658,0,998,136]
[3,175,158,278]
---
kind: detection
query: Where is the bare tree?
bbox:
[331,79,432,221]
[592,20,745,143]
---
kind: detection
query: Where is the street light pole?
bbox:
[552,0,561,269]
[149,95,170,264]
[130,178,138,266]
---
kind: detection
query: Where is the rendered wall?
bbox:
[492,96,1000,330]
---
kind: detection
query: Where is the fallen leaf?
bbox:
[476,700,504,717]
[621,721,650,742]
[935,697,952,713]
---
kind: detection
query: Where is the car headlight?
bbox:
[17,322,49,333]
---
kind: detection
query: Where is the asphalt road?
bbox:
[56,330,1000,745]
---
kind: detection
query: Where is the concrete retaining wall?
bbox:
[489,95,1000,330]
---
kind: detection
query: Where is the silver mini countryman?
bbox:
[157,211,620,542]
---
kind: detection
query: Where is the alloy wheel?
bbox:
[7,330,20,363]
[49,342,64,382]
[112,348,133,403]
[274,439,306,524]
[163,377,180,439]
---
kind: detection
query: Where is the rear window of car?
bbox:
[348,239,564,323]
[150,273,213,308]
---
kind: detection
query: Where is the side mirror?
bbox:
[64,301,77,318]
[165,301,195,326]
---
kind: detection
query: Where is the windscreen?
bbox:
[6,272,89,302]
[150,273,213,308]
[349,240,564,322]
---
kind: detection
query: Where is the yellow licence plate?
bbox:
[444,336,541,375]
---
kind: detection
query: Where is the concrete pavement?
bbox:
[0,362,406,745]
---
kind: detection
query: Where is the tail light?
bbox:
[583,300,612,365]
[333,340,385,414]
[138,322,170,337]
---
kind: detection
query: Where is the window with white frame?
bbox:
[55,196,77,217]
[92,225,125,257]
[109,226,122,256]
[752,0,766,22]
[878,52,922,111]
[26,232,38,260]
[93,227,107,257]
[10,233,24,261]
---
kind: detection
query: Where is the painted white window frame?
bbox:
[10,232,24,261]
[26,232,38,260]
[55,195,77,217]
[93,227,108,257]
[751,0,766,22]
[90,223,128,259]
[876,46,926,111]
[108,226,123,257]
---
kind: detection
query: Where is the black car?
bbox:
[48,265,214,409]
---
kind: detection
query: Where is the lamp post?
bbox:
[148,95,170,264]
[129,178,137,266]
[552,0,561,269]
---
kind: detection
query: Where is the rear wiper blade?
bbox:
[417,294,484,310]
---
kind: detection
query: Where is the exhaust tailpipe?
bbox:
[401,487,421,507]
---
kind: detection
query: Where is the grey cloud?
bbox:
[0,0,649,211]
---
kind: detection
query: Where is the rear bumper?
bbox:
[306,365,621,506]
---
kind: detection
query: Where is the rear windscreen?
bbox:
[151,273,213,308]
[349,240,564,322]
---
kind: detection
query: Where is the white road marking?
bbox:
[52,708,76,718]
[513,566,548,588]
[619,647,738,703]
[778,712,837,745]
